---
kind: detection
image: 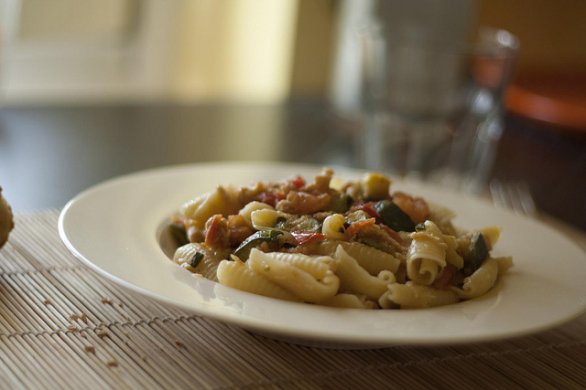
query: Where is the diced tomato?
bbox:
[256,190,286,207]
[287,175,306,189]
[204,214,229,248]
[360,203,380,218]
[392,191,429,224]
[345,218,376,238]
[256,192,275,206]
[291,231,325,246]
[351,202,380,218]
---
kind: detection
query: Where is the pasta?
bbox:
[173,242,226,281]
[451,258,499,299]
[321,214,346,240]
[167,168,513,309]
[217,259,301,302]
[379,283,460,309]
[407,233,447,285]
[181,185,240,229]
[312,240,401,275]
[247,249,339,303]
[333,245,389,300]
[320,294,376,309]
[238,201,273,227]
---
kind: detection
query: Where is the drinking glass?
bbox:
[360,25,518,192]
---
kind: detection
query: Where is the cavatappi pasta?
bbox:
[167,168,512,309]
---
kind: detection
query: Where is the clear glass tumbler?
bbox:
[360,25,519,192]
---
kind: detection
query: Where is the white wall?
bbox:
[0,0,299,104]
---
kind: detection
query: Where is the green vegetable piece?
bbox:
[374,200,416,232]
[355,236,392,254]
[463,232,489,276]
[275,215,320,232]
[168,223,189,247]
[329,193,353,213]
[190,252,204,268]
[234,229,283,259]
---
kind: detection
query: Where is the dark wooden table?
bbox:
[0,101,584,231]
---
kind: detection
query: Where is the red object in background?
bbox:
[506,73,586,132]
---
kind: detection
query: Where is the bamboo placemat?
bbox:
[0,210,585,389]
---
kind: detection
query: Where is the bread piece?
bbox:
[0,187,14,248]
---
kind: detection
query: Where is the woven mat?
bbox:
[0,210,585,389]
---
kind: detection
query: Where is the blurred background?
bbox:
[1,0,584,105]
[0,0,584,230]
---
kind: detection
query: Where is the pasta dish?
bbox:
[166,168,512,309]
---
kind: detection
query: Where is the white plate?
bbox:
[59,162,586,348]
